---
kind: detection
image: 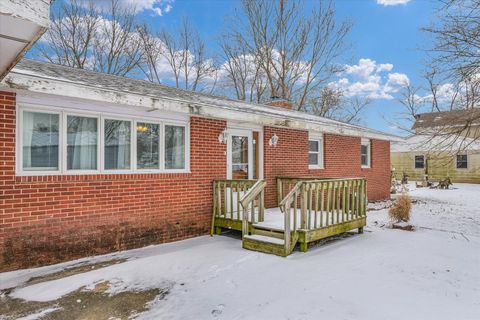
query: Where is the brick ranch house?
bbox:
[0,60,400,270]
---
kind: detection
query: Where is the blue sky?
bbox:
[39,0,441,134]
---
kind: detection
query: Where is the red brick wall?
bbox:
[0,91,227,271]
[263,127,390,207]
[0,91,390,270]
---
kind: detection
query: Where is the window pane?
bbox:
[165,125,185,169]
[309,153,318,165]
[137,122,160,169]
[361,145,368,156]
[23,111,59,170]
[361,155,368,166]
[414,155,424,169]
[457,155,468,169]
[67,115,97,170]
[309,140,319,152]
[104,119,131,170]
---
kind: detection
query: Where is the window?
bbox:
[18,106,189,175]
[22,111,59,171]
[456,154,468,169]
[308,137,323,169]
[414,155,425,169]
[136,122,160,169]
[104,119,131,170]
[165,125,186,170]
[361,139,371,168]
[67,115,98,170]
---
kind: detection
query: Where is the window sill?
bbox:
[361,165,371,169]
[309,165,324,170]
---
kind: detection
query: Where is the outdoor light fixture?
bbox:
[218,129,228,144]
[269,133,279,147]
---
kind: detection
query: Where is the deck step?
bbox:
[250,224,285,239]
[242,234,287,257]
[251,223,285,233]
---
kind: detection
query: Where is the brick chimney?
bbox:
[266,96,293,110]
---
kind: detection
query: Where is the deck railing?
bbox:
[279,178,367,253]
[239,179,266,236]
[212,179,265,234]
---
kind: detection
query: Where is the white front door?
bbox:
[227,129,253,180]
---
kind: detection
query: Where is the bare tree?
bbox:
[36,0,142,76]
[306,87,371,124]
[221,0,351,110]
[138,18,218,92]
[424,0,480,109]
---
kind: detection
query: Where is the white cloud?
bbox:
[376,0,411,6]
[330,58,410,100]
[80,0,175,16]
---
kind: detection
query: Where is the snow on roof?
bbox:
[412,109,480,131]
[391,134,480,153]
[5,59,401,141]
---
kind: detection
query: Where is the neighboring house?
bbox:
[0,59,401,270]
[391,109,480,182]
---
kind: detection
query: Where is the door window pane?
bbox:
[137,122,160,169]
[23,111,59,170]
[67,115,97,170]
[104,119,131,170]
[165,125,185,169]
[232,136,248,179]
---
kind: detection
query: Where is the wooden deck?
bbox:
[211,177,367,256]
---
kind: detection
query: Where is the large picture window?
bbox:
[67,115,98,170]
[137,122,160,169]
[104,119,131,170]
[18,107,189,175]
[165,125,185,170]
[22,111,59,171]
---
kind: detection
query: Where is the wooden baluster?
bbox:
[342,181,347,222]
[320,182,325,228]
[293,189,298,230]
[356,180,360,219]
[301,184,307,229]
[332,182,337,224]
[314,183,319,229]
[308,184,313,230]
[326,182,331,226]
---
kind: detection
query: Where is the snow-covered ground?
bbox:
[1,183,480,319]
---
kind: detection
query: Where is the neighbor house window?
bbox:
[22,111,59,171]
[18,107,189,175]
[136,122,160,169]
[361,139,371,168]
[414,155,425,169]
[165,125,186,170]
[456,154,468,169]
[104,119,131,170]
[308,135,324,169]
[67,115,98,170]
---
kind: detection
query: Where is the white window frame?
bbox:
[18,107,63,174]
[308,133,324,169]
[64,112,101,174]
[456,154,468,170]
[413,154,425,170]
[361,138,371,169]
[163,121,190,173]
[16,104,190,176]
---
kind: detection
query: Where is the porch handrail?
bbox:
[239,179,266,236]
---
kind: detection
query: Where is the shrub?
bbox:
[389,194,412,222]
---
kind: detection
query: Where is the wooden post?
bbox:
[301,184,307,229]
[300,241,308,253]
[277,177,283,207]
[211,181,217,236]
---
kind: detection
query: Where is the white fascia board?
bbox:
[1,71,403,142]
